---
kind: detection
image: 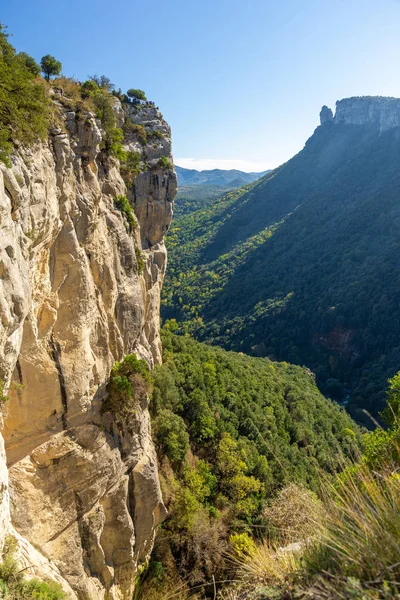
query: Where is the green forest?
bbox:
[130,328,400,599]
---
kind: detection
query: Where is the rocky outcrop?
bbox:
[0,96,176,598]
[319,105,333,125]
[321,96,400,131]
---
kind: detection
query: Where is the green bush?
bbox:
[114,195,136,233]
[158,156,173,169]
[123,121,147,146]
[81,79,98,98]
[92,90,126,158]
[103,354,151,418]
[0,26,50,166]
[0,537,65,599]
[135,247,145,274]
[120,150,143,186]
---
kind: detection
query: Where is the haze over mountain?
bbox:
[163,96,400,422]
[175,165,268,188]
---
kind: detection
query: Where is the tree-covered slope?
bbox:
[146,328,359,589]
[163,102,400,420]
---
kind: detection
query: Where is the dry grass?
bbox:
[51,77,94,112]
[263,482,325,544]
[319,466,400,581]
[226,465,400,599]
[236,539,301,586]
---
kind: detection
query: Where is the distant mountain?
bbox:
[175,165,268,187]
[164,97,400,421]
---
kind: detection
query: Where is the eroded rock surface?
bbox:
[0,98,175,598]
[321,96,400,131]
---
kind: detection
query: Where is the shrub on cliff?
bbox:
[0,536,66,599]
[103,353,151,418]
[127,88,147,101]
[0,25,50,166]
[158,155,173,169]
[114,195,137,233]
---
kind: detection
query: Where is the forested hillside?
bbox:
[175,165,267,187]
[163,101,400,421]
[141,327,359,593]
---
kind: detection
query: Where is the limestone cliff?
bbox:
[0,95,177,598]
[321,96,400,131]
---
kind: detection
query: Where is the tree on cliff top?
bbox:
[127,88,147,101]
[0,26,50,166]
[40,54,62,81]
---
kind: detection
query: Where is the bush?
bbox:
[114,195,136,233]
[135,247,145,274]
[123,120,147,146]
[158,156,173,169]
[0,26,50,166]
[89,74,114,91]
[103,353,151,418]
[81,79,98,98]
[18,52,40,77]
[120,150,143,186]
[0,536,66,599]
[92,90,125,158]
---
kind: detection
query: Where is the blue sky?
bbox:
[3,0,400,171]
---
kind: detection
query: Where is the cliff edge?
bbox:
[0,93,176,598]
[320,96,400,131]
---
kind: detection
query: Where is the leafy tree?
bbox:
[40,54,62,80]
[0,26,50,165]
[89,74,114,90]
[127,88,147,101]
[81,79,98,98]
[154,409,189,465]
[17,52,40,77]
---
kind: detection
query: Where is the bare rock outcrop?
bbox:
[321,96,400,132]
[0,97,175,598]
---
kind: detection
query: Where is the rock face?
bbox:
[319,105,333,125]
[321,96,400,131]
[0,97,176,598]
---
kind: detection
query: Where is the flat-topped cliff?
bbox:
[320,96,400,131]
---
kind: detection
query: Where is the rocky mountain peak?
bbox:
[321,96,400,131]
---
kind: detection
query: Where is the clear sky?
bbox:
[3,0,400,171]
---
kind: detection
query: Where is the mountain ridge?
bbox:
[163,95,400,421]
[175,164,269,187]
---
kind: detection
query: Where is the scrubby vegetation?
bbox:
[114,195,137,232]
[0,25,155,167]
[103,353,151,418]
[134,327,361,597]
[158,155,173,169]
[0,25,51,166]
[138,357,400,599]
[0,536,66,599]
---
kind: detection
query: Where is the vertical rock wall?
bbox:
[0,97,176,598]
